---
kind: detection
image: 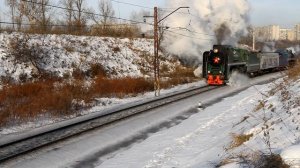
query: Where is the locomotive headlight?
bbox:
[208,71,211,74]
[213,49,218,53]
[219,71,222,74]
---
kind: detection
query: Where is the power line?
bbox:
[109,0,195,18]
[111,0,153,10]
[110,0,174,11]
[0,21,139,28]
[20,0,153,26]
[165,29,215,41]
[167,27,215,37]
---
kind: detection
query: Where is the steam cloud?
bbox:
[162,0,250,64]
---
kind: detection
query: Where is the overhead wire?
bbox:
[108,0,236,27]
[167,27,215,37]
[20,0,153,26]
[0,21,139,28]
[165,29,215,41]
[110,0,153,10]
[18,0,217,41]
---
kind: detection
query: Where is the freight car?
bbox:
[276,49,296,66]
[202,45,290,85]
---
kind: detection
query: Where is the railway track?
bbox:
[0,84,219,162]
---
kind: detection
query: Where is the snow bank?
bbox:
[223,77,300,167]
[281,144,300,167]
[0,32,179,81]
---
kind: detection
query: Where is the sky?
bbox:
[0,0,300,28]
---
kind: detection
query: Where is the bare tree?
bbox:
[60,0,74,32]
[73,0,88,34]
[19,0,51,32]
[15,1,24,31]
[98,0,115,25]
[5,0,17,30]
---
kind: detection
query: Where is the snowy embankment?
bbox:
[223,77,300,167]
[0,32,179,81]
[0,32,196,135]
[95,76,300,168]
[0,77,205,136]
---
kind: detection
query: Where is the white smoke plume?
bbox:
[228,71,250,87]
[287,45,300,55]
[162,0,250,63]
[262,41,276,52]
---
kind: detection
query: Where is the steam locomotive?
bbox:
[202,45,296,85]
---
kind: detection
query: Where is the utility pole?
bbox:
[252,29,255,51]
[145,6,189,96]
[153,7,159,96]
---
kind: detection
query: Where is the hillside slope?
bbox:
[0,32,180,82]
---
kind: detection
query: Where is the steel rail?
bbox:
[0,85,219,162]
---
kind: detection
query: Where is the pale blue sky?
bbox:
[0,0,299,28]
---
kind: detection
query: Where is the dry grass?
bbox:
[229,133,253,149]
[216,158,236,167]
[91,76,153,98]
[64,46,75,52]
[164,65,196,78]
[0,74,198,128]
[0,80,84,127]
[287,62,300,80]
[90,25,141,38]
[253,154,290,168]
[160,65,199,88]
[254,100,266,112]
[0,77,153,127]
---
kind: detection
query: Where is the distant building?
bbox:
[295,24,300,41]
[255,25,280,41]
[279,28,295,41]
[254,24,300,41]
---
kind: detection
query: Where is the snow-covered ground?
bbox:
[0,80,205,135]
[96,77,300,168]
[0,32,179,81]
[0,31,191,135]
[3,72,299,168]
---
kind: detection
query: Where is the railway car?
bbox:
[247,52,280,76]
[276,49,296,66]
[202,45,290,85]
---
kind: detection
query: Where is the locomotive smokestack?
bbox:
[215,23,232,45]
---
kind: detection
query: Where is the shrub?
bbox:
[112,46,121,53]
[165,65,196,78]
[287,62,300,80]
[90,24,141,38]
[0,80,87,127]
[87,64,107,78]
[92,77,153,98]
[0,77,154,127]
[8,36,44,75]
[251,154,290,168]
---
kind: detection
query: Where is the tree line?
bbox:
[2,0,144,37]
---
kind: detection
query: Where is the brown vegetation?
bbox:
[229,133,253,149]
[249,154,290,168]
[160,65,198,88]
[0,77,153,127]
[287,62,300,80]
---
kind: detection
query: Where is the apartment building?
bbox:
[255,25,280,41]
[255,24,300,41]
[279,28,295,41]
[295,24,300,41]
